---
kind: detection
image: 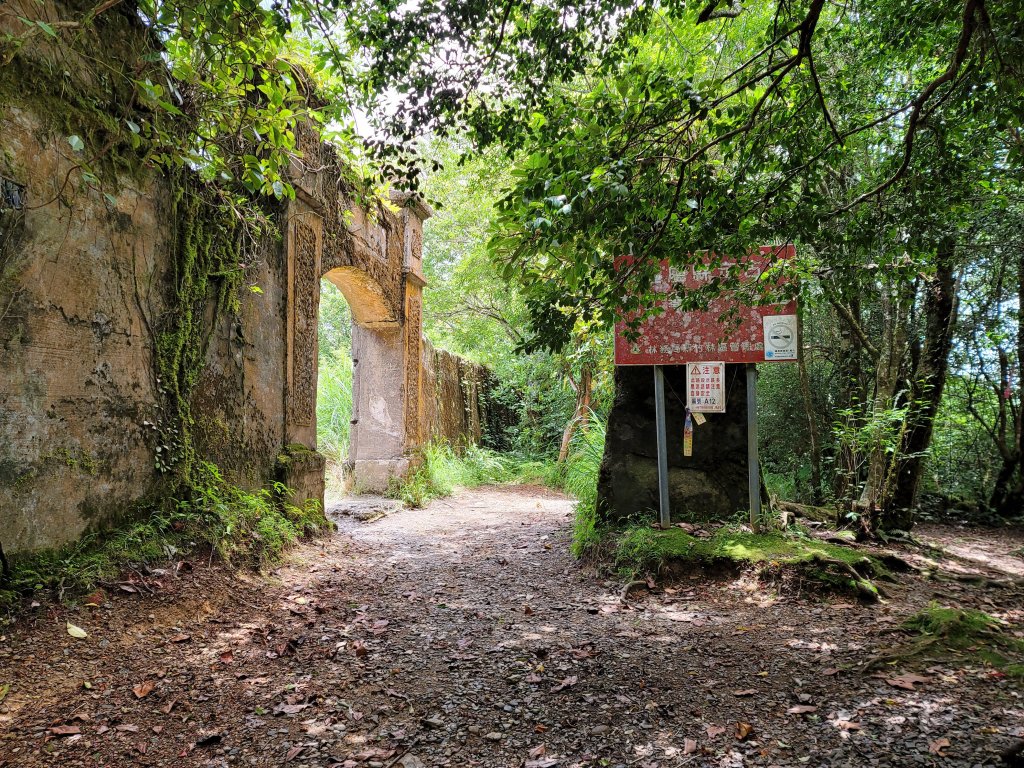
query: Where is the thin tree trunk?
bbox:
[797,308,823,504]
[557,366,592,463]
[832,295,865,504]
[888,241,959,525]
[995,245,1024,517]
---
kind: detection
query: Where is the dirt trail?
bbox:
[1,486,1022,767]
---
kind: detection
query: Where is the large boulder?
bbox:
[597,364,751,522]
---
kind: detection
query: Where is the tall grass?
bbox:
[316,349,353,464]
[563,412,607,557]
[389,442,560,507]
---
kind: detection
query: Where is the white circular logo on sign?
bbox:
[767,322,793,350]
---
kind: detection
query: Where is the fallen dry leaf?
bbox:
[787,705,819,714]
[885,673,932,691]
[219,650,233,664]
[735,722,754,741]
[929,737,951,756]
[684,738,698,754]
[66,622,88,639]
[49,725,81,736]
[528,744,546,758]
[550,675,578,693]
[831,720,862,731]
[132,680,156,699]
[285,746,304,762]
[706,724,726,738]
[733,689,757,697]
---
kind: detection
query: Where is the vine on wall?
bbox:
[151,170,251,483]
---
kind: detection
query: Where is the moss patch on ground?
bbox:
[0,463,331,616]
[614,525,886,600]
[897,604,1024,678]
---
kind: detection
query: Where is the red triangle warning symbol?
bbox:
[690,365,701,375]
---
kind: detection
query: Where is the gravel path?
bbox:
[1,486,1022,767]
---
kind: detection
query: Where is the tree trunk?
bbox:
[557,366,592,463]
[887,242,959,526]
[797,308,823,504]
[858,280,912,527]
[992,246,1024,517]
[832,295,864,504]
[989,455,1019,514]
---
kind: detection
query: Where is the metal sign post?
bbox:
[653,365,671,527]
[746,364,761,532]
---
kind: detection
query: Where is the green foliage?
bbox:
[152,172,251,482]
[179,462,329,566]
[419,139,613,458]
[317,281,354,465]
[563,413,608,558]
[1,462,329,611]
[387,443,559,508]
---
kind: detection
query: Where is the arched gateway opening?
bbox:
[320,265,406,491]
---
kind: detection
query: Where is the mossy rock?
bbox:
[614,525,887,601]
[895,603,1024,678]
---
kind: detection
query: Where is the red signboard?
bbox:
[613,244,798,365]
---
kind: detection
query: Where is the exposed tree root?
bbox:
[860,636,938,671]
[619,580,650,604]
[811,555,887,602]
[776,500,835,524]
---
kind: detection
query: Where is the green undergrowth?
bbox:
[612,524,887,600]
[564,417,606,558]
[0,462,330,614]
[387,442,560,508]
[897,603,1024,678]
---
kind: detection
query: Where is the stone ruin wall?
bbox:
[0,1,504,553]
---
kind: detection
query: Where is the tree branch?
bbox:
[829,295,880,361]
[830,0,984,215]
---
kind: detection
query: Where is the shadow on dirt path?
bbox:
[1,486,1022,767]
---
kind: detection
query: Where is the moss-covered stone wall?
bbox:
[0,0,503,553]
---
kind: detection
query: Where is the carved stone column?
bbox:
[279,199,326,509]
[396,194,431,455]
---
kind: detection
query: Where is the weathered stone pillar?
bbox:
[279,199,326,508]
[350,323,408,491]
[397,194,431,454]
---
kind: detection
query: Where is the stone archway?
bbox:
[280,183,430,502]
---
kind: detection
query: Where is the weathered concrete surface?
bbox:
[0,118,174,550]
[597,364,750,522]
[0,1,504,551]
